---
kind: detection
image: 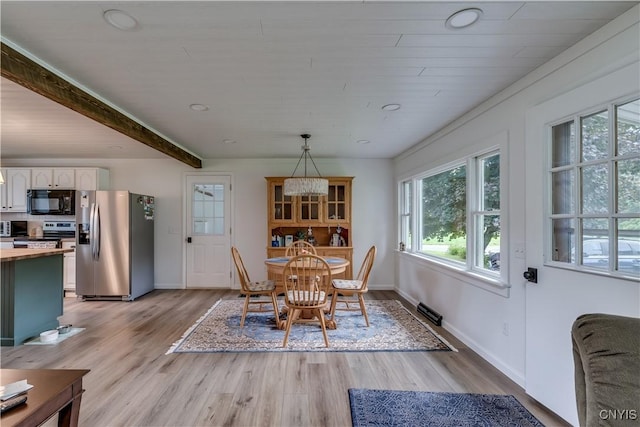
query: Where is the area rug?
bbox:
[166,299,455,353]
[23,328,85,345]
[348,389,544,427]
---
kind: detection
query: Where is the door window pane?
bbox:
[551,170,574,214]
[552,121,575,167]
[581,164,608,214]
[617,219,640,273]
[616,159,640,213]
[582,110,609,162]
[617,99,640,156]
[192,184,224,235]
[552,218,575,263]
[581,218,609,270]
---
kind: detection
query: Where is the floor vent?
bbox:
[417,302,442,326]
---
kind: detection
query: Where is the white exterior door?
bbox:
[524,64,639,425]
[185,175,231,288]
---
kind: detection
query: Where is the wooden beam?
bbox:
[1,42,202,168]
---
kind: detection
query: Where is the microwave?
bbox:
[27,189,76,215]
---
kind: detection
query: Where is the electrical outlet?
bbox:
[502,322,509,336]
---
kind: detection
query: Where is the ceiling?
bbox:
[1,1,637,165]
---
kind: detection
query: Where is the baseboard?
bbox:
[153,283,184,290]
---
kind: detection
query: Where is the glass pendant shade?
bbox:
[284,177,329,196]
[284,134,329,196]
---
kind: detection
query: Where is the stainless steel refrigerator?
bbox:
[75,190,155,300]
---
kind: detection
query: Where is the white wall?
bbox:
[5,157,395,289]
[393,7,639,425]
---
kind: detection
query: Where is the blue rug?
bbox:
[166,299,455,353]
[348,389,544,427]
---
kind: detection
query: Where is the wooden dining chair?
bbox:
[329,245,376,327]
[285,240,317,256]
[231,247,281,328]
[282,254,332,347]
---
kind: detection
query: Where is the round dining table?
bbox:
[264,256,350,277]
[264,255,350,329]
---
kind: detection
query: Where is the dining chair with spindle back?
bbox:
[231,247,281,328]
[328,245,376,327]
[282,254,332,347]
[285,240,317,256]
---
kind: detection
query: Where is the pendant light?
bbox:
[284,134,329,196]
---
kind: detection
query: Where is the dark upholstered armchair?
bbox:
[571,313,640,426]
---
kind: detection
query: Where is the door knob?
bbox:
[187,237,192,243]
[523,267,538,283]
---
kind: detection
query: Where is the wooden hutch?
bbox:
[266,176,353,286]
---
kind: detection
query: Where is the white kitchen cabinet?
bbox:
[75,168,110,190]
[31,168,75,189]
[62,240,76,293]
[1,168,31,212]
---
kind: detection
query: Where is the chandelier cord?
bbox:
[288,136,323,178]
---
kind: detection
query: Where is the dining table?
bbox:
[264,255,350,329]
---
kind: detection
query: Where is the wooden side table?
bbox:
[1,369,90,427]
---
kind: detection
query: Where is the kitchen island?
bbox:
[1,248,73,346]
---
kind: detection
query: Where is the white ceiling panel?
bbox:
[1,1,637,162]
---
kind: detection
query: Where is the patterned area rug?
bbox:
[349,389,544,427]
[167,299,455,353]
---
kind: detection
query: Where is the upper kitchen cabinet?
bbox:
[1,168,31,212]
[31,168,75,189]
[75,168,110,191]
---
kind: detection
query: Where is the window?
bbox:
[399,149,501,279]
[548,98,640,278]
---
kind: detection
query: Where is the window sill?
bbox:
[396,250,511,298]
[545,261,640,283]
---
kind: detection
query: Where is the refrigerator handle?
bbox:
[90,203,96,260]
[95,203,101,259]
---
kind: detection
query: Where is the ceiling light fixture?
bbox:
[223,139,236,144]
[103,9,139,31]
[189,104,209,112]
[284,134,329,196]
[381,103,401,111]
[445,8,483,30]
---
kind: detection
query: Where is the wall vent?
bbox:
[417,302,442,326]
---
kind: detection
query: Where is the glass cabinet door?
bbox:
[299,194,321,222]
[271,182,295,223]
[326,182,348,223]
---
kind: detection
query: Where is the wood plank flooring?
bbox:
[1,290,570,427]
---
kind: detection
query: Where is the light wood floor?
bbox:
[1,290,570,427]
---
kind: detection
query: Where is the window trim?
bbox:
[398,140,508,294]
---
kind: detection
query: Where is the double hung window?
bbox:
[399,149,501,280]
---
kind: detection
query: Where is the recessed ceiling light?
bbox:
[223,139,236,144]
[103,9,138,31]
[381,104,401,111]
[356,139,370,145]
[445,8,483,30]
[189,104,209,112]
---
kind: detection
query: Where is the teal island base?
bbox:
[1,253,64,346]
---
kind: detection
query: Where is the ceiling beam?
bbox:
[1,42,202,168]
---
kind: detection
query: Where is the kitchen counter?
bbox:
[1,248,73,262]
[1,248,69,346]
